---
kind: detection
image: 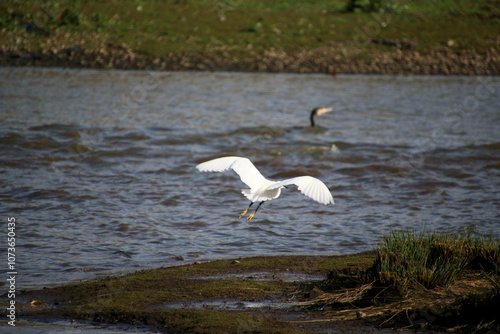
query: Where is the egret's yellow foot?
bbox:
[246,213,255,222]
[239,208,248,218]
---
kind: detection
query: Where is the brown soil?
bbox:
[3,253,499,333]
[2,42,500,75]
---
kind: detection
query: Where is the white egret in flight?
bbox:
[309,107,333,127]
[196,156,334,221]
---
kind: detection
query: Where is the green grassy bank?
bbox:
[3,230,500,333]
[1,0,500,73]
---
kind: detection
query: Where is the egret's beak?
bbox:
[316,107,333,116]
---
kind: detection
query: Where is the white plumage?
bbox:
[196,156,334,221]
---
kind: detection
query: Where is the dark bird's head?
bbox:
[309,107,333,127]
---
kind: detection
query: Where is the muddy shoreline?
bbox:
[6,254,376,333]
[2,43,500,75]
[4,252,499,333]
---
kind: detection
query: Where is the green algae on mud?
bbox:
[10,253,375,333]
[5,242,500,333]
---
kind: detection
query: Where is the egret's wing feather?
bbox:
[268,176,334,205]
[196,156,267,189]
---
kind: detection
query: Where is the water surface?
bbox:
[1,68,499,289]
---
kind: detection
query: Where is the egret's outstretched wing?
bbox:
[268,176,334,205]
[196,156,267,189]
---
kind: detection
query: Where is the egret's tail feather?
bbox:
[241,189,275,202]
[241,189,253,201]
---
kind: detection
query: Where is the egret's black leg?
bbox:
[239,202,253,219]
[246,201,264,222]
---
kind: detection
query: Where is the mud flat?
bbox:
[3,242,499,333]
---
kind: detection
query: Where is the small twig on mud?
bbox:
[378,307,405,327]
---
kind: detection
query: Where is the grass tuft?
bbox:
[373,229,500,294]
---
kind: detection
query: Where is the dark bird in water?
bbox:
[309,107,333,127]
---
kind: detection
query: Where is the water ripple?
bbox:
[1,68,499,288]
